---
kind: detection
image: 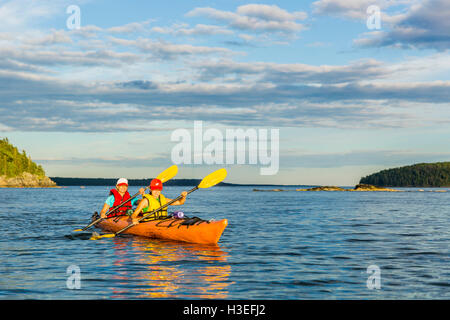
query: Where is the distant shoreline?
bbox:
[3,176,449,190]
[254,184,448,192]
[48,177,450,189]
[49,177,319,187]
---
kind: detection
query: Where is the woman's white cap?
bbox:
[116,178,128,186]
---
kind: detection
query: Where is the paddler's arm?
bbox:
[130,198,149,225]
[99,195,114,218]
[99,203,110,219]
[167,191,188,206]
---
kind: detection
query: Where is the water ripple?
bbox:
[0,186,449,299]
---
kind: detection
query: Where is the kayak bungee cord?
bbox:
[93,212,211,229]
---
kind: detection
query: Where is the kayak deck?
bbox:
[96,215,228,245]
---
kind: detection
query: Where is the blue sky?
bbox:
[0,0,449,185]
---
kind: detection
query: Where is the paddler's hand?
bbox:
[181,191,187,198]
[139,187,145,196]
[131,218,139,225]
[100,212,107,219]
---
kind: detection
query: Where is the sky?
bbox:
[0,0,449,185]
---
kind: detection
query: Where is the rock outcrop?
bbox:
[0,172,58,188]
[253,184,404,192]
[353,184,402,192]
[296,186,346,191]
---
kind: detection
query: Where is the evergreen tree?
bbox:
[360,162,450,187]
[0,138,47,178]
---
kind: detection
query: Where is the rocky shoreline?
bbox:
[0,172,58,188]
[254,183,447,192]
[296,184,402,192]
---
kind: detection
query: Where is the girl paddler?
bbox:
[131,178,187,224]
[99,178,144,219]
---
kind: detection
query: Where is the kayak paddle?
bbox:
[73,165,178,232]
[90,168,227,240]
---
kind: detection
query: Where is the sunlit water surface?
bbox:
[0,186,449,299]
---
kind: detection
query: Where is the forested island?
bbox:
[360,162,450,187]
[0,138,56,187]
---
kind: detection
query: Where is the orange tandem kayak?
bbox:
[96,216,228,245]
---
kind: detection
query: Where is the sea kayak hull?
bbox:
[96,216,228,245]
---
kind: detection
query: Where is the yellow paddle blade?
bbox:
[198,168,227,189]
[157,165,178,183]
[73,229,83,232]
[89,233,115,240]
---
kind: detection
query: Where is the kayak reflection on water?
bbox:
[108,236,233,299]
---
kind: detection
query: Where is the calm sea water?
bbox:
[0,186,449,299]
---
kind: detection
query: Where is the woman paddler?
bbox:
[130,178,188,224]
[99,178,145,219]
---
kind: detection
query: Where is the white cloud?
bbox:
[354,0,450,50]
[313,0,450,50]
[186,4,307,35]
[110,37,233,60]
[22,29,73,46]
[0,0,62,30]
[107,20,153,34]
[312,0,410,21]
[0,122,13,131]
[1,60,449,132]
[0,1,448,134]
[70,25,103,38]
[0,44,141,67]
[236,4,307,22]
[151,23,233,36]
[192,58,392,84]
